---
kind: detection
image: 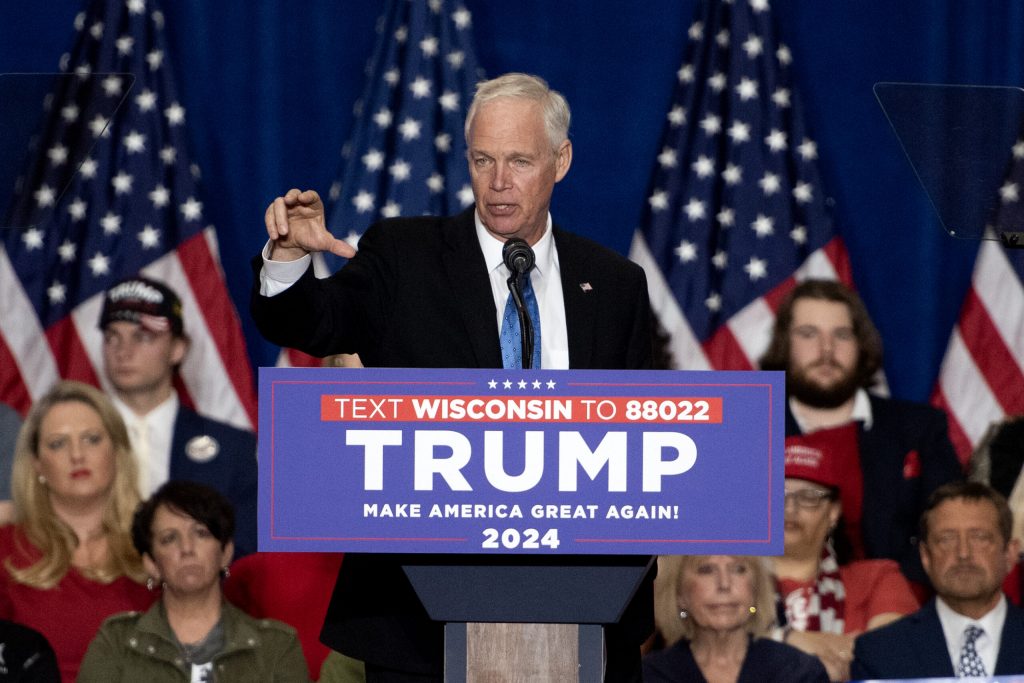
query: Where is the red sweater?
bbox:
[0,524,155,682]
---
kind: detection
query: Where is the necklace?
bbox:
[176,619,225,666]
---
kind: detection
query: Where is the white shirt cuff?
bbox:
[259,240,311,296]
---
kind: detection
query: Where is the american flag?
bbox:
[932,140,1024,463]
[629,0,853,371]
[278,0,481,368]
[0,0,256,429]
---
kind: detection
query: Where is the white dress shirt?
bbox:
[789,387,874,434]
[474,212,568,369]
[259,211,571,369]
[935,594,1007,676]
[112,393,178,496]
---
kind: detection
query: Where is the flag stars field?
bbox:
[0,0,256,428]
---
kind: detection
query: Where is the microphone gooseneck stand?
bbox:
[502,238,536,370]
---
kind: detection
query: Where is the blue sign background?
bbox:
[258,367,784,555]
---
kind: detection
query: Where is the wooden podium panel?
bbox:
[446,623,604,683]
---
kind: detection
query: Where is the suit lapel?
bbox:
[995,602,1024,674]
[440,209,503,368]
[554,228,596,369]
[915,601,957,677]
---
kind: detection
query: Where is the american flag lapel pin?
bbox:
[579,282,593,292]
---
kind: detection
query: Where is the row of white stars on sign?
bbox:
[997,139,1024,203]
[487,379,558,390]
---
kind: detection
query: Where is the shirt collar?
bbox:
[788,387,874,433]
[112,391,179,426]
[935,594,1007,659]
[851,388,873,429]
[474,211,554,278]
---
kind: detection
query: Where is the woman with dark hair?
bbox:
[79,480,308,681]
[0,380,153,680]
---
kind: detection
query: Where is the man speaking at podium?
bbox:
[251,73,655,681]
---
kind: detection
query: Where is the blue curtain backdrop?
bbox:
[2,1,1023,402]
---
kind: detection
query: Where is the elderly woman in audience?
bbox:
[79,480,308,681]
[0,380,154,681]
[772,429,920,681]
[645,554,828,682]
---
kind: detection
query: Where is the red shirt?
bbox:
[777,558,920,633]
[0,524,156,682]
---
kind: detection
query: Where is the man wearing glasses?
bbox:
[853,481,1024,678]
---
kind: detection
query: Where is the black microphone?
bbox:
[502,238,536,369]
[502,238,535,275]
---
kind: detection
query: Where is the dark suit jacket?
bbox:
[786,394,962,585]
[170,405,258,557]
[852,598,1024,679]
[251,208,655,679]
[644,636,829,683]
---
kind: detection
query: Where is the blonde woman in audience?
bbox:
[0,380,154,680]
[645,555,828,682]
[80,480,308,681]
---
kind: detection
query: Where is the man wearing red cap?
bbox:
[99,275,258,557]
[760,279,962,588]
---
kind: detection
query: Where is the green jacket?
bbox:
[78,600,309,682]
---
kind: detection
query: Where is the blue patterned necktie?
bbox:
[956,624,986,678]
[500,273,541,369]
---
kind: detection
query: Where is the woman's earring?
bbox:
[146,577,155,591]
[678,609,688,620]
[37,475,47,486]
[748,605,757,615]
[221,565,231,579]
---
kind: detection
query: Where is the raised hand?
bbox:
[264,188,355,260]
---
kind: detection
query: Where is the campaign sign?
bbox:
[258,367,784,555]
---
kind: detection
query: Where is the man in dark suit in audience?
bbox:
[852,481,1024,678]
[99,276,258,557]
[251,72,654,682]
[760,279,962,585]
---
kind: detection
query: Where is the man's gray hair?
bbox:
[464,73,571,150]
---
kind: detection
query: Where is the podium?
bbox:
[258,367,784,681]
[404,555,652,681]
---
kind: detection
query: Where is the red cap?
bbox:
[784,423,859,490]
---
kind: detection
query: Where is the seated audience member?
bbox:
[852,481,1024,678]
[773,428,919,681]
[224,551,344,678]
[0,402,21,524]
[79,480,308,682]
[645,555,828,683]
[760,279,962,586]
[318,650,366,683]
[99,275,258,557]
[0,381,154,681]
[0,619,60,682]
